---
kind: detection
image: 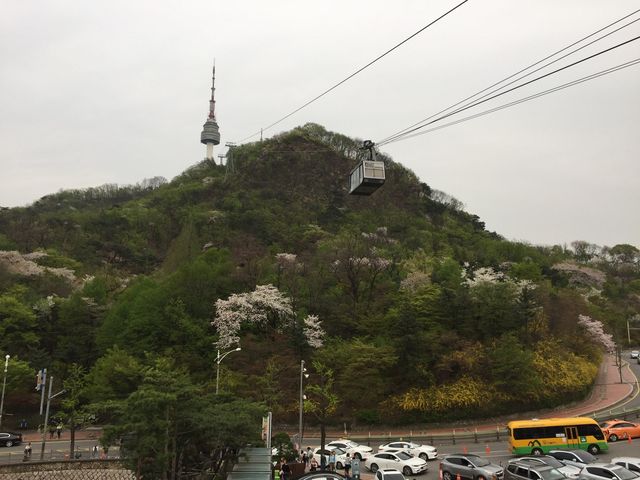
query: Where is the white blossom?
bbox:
[578,314,615,353]
[275,253,298,266]
[303,314,325,348]
[464,266,504,287]
[212,284,294,349]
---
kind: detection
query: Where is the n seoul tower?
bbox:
[200,64,221,160]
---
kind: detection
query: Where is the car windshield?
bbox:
[472,457,491,467]
[613,467,638,480]
[539,469,567,480]
[397,452,412,460]
[345,441,359,448]
[334,448,346,455]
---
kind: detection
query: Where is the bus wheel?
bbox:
[609,434,618,442]
[588,444,600,455]
[532,448,543,456]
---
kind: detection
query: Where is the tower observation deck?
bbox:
[200,64,220,160]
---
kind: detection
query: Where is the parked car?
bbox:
[611,458,640,475]
[375,469,407,480]
[599,419,640,442]
[0,432,22,447]
[440,454,504,480]
[577,463,639,480]
[505,460,567,480]
[296,473,346,480]
[312,447,348,469]
[548,451,598,469]
[630,351,639,359]
[378,441,438,460]
[510,456,581,478]
[365,451,428,476]
[325,440,373,460]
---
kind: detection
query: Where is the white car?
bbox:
[365,451,428,476]
[375,469,407,480]
[378,441,438,460]
[312,447,348,469]
[611,457,640,475]
[631,351,639,359]
[325,439,373,460]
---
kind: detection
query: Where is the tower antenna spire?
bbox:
[209,61,216,120]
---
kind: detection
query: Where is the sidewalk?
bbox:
[21,427,102,444]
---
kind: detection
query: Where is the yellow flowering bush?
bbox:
[392,376,503,413]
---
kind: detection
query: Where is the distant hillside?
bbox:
[0,123,638,426]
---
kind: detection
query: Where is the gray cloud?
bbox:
[1,0,638,247]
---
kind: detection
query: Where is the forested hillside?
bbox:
[0,123,639,474]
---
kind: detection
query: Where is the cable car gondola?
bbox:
[348,140,385,195]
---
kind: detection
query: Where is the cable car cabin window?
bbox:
[349,160,385,195]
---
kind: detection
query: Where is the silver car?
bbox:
[505,462,567,480]
[511,456,580,478]
[577,463,639,480]
[441,454,504,480]
[611,458,640,476]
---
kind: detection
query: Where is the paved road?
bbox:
[0,439,118,464]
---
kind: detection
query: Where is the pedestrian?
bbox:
[49,425,55,439]
[302,450,308,469]
[56,423,62,439]
[344,453,352,479]
[24,442,32,459]
[306,446,312,461]
[310,457,318,471]
[329,450,336,472]
[92,445,99,458]
[280,458,291,480]
[352,455,360,480]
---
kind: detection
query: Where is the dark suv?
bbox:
[441,454,504,480]
[505,461,567,480]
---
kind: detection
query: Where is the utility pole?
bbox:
[40,376,66,460]
[0,355,9,428]
[298,360,309,454]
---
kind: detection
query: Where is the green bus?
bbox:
[507,417,608,456]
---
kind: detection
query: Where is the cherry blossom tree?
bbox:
[577,314,615,353]
[211,284,324,349]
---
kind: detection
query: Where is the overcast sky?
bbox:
[1,1,639,248]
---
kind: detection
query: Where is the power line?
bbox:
[376,8,640,146]
[380,57,640,144]
[236,0,471,144]
[377,34,640,146]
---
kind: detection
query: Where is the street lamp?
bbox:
[0,355,9,428]
[216,347,241,394]
[298,360,309,453]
